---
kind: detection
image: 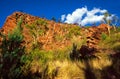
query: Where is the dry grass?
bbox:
[47,60,85,79]
[44,54,112,79]
[90,54,112,70]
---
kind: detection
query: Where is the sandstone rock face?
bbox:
[0,12,76,50]
[1,12,39,34]
[79,24,111,56]
[0,12,111,52]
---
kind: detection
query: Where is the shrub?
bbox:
[101,33,108,40]
[99,32,120,51]
[25,19,48,49]
[54,35,64,41]
[20,46,72,78]
[53,49,71,61]
[0,18,25,79]
[67,26,81,38]
[21,48,54,77]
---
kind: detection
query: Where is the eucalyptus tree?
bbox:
[103,12,120,34]
[103,12,112,35]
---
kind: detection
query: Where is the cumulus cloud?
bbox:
[81,8,107,25]
[61,14,66,22]
[61,7,114,26]
[65,7,87,24]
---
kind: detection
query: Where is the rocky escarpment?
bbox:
[1,12,120,79]
[0,12,112,52]
[0,12,80,50]
[79,24,111,57]
[0,12,39,34]
[86,24,110,49]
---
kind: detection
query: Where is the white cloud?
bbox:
[61,7,113,26]
[81,15,104,25]
[81,8,107,25]
[65,7,87,24]
[61,14,66,22]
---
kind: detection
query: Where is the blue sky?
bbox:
[0,0,120,27]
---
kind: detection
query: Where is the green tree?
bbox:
[0,18,25,79]
[51,17,56,22]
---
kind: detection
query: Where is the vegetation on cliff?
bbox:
[0,12,120,79]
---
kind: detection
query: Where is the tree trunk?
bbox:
[107,24,110,36]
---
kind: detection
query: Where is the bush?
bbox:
[101,33,108,40]
[99,32,120,51]
[53,48,71,61]
[21,48,54,77]
[20,46,72,78]
[0,18,25,79]
[25,19,48,49]
[67,26,81,38]
[54,35,64,41]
